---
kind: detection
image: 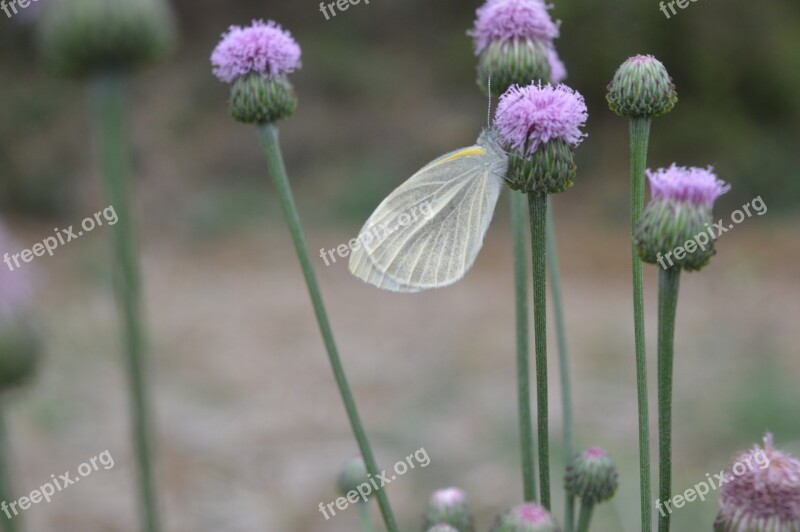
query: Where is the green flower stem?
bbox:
[510,191,536,502]
[546,202,574,530]
[0,405,19,532]
[91,75,161,532]
[256,123,398,532]
[356,502,375,532]
[630,116,653,532]
[657,268,680,532]
[528,191,550,509]
[575,502,594,532]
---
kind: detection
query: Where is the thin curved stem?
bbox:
[657,268,680,532]
[528,192,550,509]
[630,116,653,532]
[511,191,536,502]
[257,123,398,532]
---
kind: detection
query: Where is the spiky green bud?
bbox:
[490,503,561,532]
[38,0,177,78]
[230,73,297,125]
[607,55,677,118]
[565,448,619,506]
[477,39,552,97]
[506,138,576,195]
[424,488,474,532]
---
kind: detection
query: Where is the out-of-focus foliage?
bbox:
[1,0,798,218]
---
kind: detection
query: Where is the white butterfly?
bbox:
[349,130,509,292]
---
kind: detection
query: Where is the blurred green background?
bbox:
[0,0,798,531]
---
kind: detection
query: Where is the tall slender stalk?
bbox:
[0,405,19,532]
[629,116,653,532]
[657,268,680,532]
[528,192,550,509]
[546,201,575,530]
[91,75,161,532]
[575,502,594,532]
[256,123,398,532]
[510,191,536,502]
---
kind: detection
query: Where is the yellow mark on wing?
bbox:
[440,147,486,163]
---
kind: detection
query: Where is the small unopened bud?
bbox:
[0,321,41,392]
[37,0,177,78]
[714,434,800,532]
[337,454,369,498]
[565,447,619,506]
[490,502,560,531]
[424,487,474,532]
[607,55,677,118]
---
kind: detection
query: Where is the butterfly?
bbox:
[349,129,509,292]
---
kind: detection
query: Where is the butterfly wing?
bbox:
[349,139,507,292]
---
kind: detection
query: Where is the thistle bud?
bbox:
[37,0,177,78]
[607,55,677,118]
[470,0,562,95]
[494,83,587,195]
[211,20,302,124]
[0,321,40,391]
[714,434,800,532]
[634,165,730,272]
[427,525,459,532]
[565,447,619,506]
[337,454,369,498]
[424,487,475,532]
[490,502,560,531]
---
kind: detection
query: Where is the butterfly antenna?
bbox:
[487,75,492,129]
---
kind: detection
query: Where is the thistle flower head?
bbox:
[647,164,731,207]
[607,54,677,118]
[424,487,474,532]
[470,0,560,55]
[565,447,619,505]
[491,502,560,531]
[635,164,730,271]
[715,434,800,532]
[211,20,301,124]
[211,20,301,83]
[337,454,369,497]
[495,83,587,153]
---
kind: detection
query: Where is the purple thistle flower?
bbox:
[716,434,800,530]
[431,487,466,506]
[647,164,730,207]
[547,46,567,83]
[211,20,301,84]
[495,83,588,154]
[0,222,32,320]
[470,0,560,54]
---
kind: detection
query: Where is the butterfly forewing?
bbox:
[349,137,507,292]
